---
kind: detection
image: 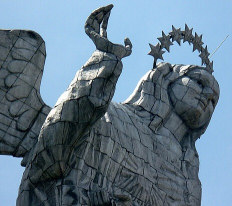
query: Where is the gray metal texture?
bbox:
[0,4,219,206]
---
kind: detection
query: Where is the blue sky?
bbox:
[0,0,231,205]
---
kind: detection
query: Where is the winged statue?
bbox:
[0,4,219,206]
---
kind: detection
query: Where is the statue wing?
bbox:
[0,30,51,163]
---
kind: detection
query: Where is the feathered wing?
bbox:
[0,30,51,164]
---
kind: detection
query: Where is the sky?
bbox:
[0,0,231,205]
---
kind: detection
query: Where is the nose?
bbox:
[202,87,214,100]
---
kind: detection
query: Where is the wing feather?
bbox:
[0,30,51,162]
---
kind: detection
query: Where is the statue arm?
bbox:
[27,4,132,184]
[49,4,132,126]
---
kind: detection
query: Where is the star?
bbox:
[199,46,210,65]
[183,24,194,44]
[206,61,214,73]
[193,32,204,52]
[169,25,182,45]
[157,31,173,52]
[148,43,165,67]
[148,43,165,60]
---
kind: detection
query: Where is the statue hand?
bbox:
[85,4,132,59]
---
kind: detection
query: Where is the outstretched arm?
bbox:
[27,4,132,184]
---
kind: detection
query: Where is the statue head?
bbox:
[169,65,219,130]
[125,25,219,142]
[124,62,219,141]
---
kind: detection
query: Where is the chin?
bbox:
[181,106,212,129]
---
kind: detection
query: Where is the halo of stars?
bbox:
[148,24,214,73]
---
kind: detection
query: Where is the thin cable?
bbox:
[209,35,229,59]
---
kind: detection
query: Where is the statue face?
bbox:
[169,68,219,129]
